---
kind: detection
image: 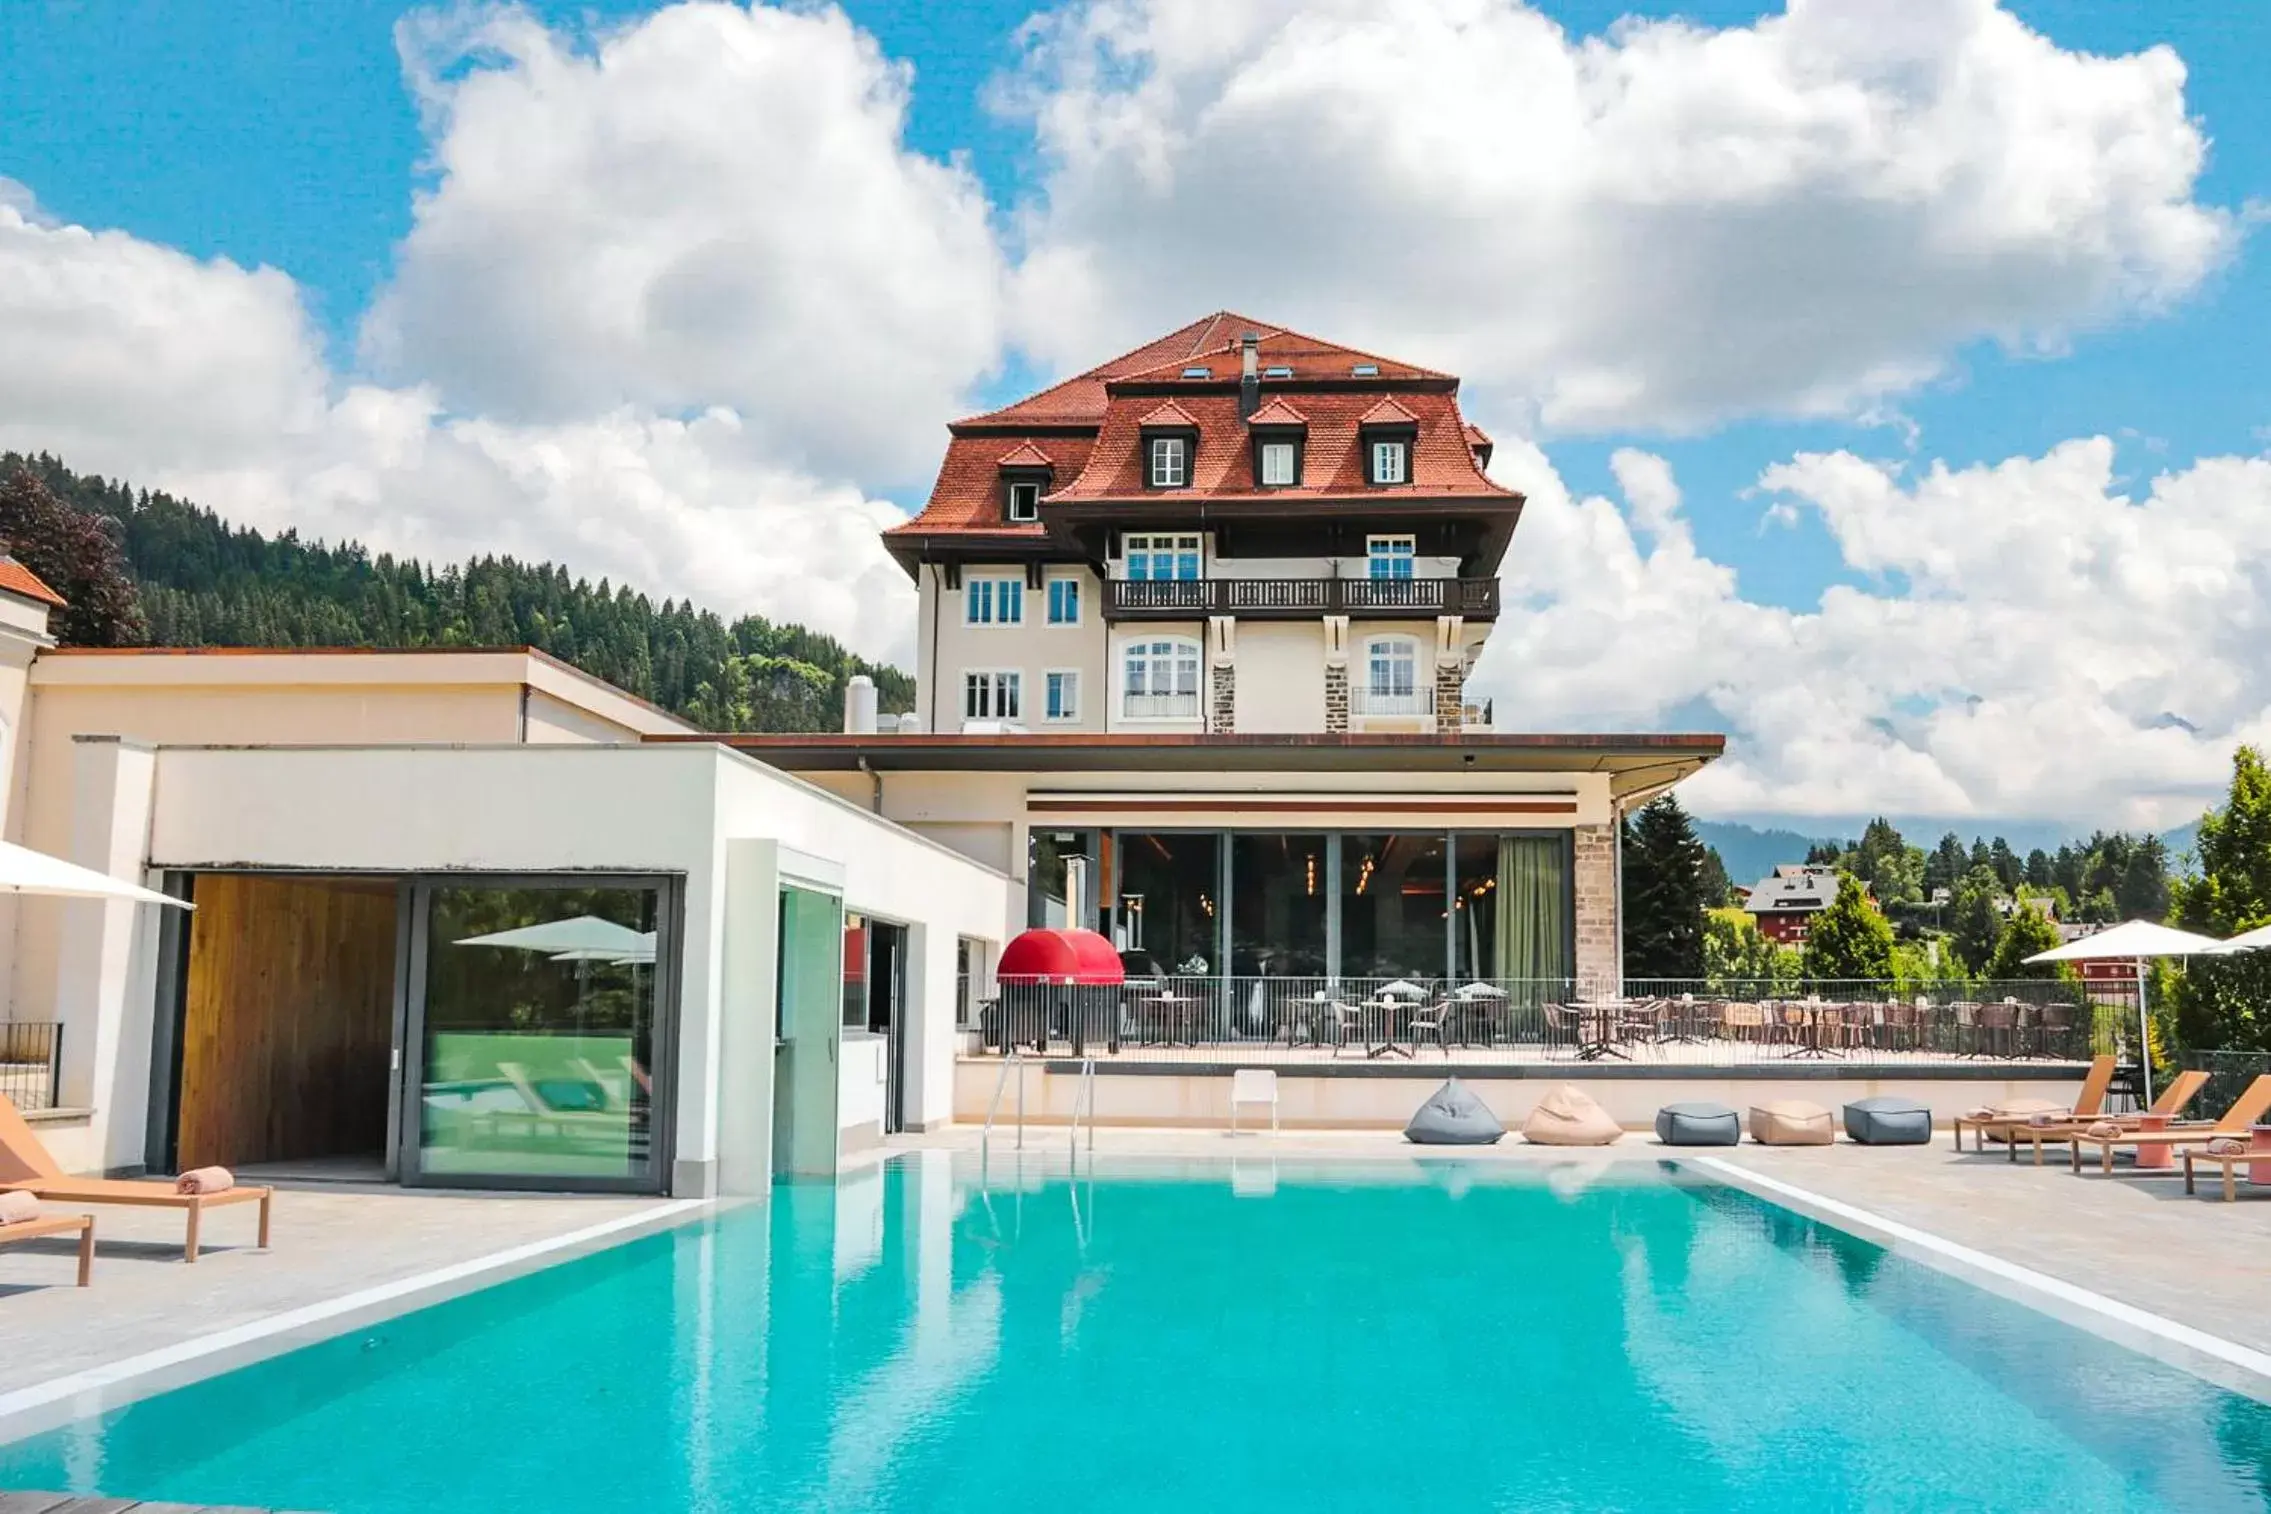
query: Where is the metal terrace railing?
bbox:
[1105,577,1501,621]
[970,977,2127,1067]
[0,1022,63,1111]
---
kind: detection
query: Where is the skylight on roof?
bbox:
[1351,363,1380,377]
[1263,365,1293,378]
[1181,366,1211,378]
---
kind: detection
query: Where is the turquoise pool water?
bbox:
[4,1155,2269,1512]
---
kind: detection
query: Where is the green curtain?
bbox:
[1496,836,1571,988]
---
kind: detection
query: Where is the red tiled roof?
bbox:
[1462,422,1492,447]
[995,441,1055,469]
[1244,396,1308,428]
[889,312,1518,551]
[0,557,65,608]
[1137,400,1199,429]
[1054,388,1506,503]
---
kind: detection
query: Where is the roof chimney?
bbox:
[843,674,877,735]
[1239,331,1261,419]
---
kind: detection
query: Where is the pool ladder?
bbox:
[979,1052,1097,1164]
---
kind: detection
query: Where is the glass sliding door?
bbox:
[410,879,669,1189]
[1114,832,1221,975]
[1339,833,1448,982]
[775,882,845,1178]
[1229,834,1328,979]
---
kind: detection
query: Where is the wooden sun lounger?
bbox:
[0,1095,270,1263]
[2068,1074,2271,1175]
[1952,1055,2115,1157]
[0,1210,95,1286]
[2009,1069,2211,1166]
[2182,1143,2271,1203]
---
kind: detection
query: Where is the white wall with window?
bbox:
[1115,533,1206,581]
[1043,670,1080,722]
[919,565,1105,735]
[1351,633,1431,722]
[963,670,1022,724]
[1116,633,1205,725]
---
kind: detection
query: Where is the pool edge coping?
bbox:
[0,1196,713,1442]
[1695,1155,2271,1403]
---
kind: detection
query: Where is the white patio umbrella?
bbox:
[0,839,186,908]
[2207,922,2271,955]
[2026,919,2225,1103]
[455,916,649,954]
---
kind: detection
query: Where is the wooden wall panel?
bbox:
[176,875,397,1171]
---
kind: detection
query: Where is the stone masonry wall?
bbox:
[1572,822,1619,996]
[1324,663,1349,732]
[1210,663,1236,733]
[1434,657,1465,728]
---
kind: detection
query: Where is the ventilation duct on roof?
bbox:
[1239,332,1261,419]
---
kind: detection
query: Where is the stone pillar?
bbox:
[1572,823,1620,998]
[1209,663,1236,732]
[1434,658,1465,729]
[1324,664,1349,732]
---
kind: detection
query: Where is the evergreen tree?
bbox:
[1924,831,1969,896]
[2168,747,2271,1051]
[1802,875,1895,982]
[2115,835,2171,921]
[1621,794,1711,979]
[7,451,909,732]
[1989,837,2021,890]
[1987,901,2063,979]
[2024,848,2053,889]
[1697,846,1734,909]
[1949,865,2004,976]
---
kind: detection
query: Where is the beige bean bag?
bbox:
[1521,1084,1623,1146]
[1975,1097,2064,1143]
[1748,1101,1834,1146]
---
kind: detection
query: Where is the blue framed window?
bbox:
[1047,579,1080,625]
[1045,671,1080,721]
[1367,536,1416,580]
[1125,534,1202,582]
[964,577,1024,625]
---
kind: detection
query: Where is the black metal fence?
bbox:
[2187,1049,2271,1117]
[973,977,2120,1064]
[0,1022,62,1111]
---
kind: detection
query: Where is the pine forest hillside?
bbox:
[5,452,911,733]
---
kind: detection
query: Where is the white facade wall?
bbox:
[38,742,1014,1191]
[1233,621,1328,733]
[917,564,1107,735]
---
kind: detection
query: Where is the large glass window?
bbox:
[1367,535,1416,579]
[1030,830,1098,930]
[1358,638,1421,715]
[418,883,661,1184]
[964,577,1023,625]
[1047,578,1080,624]
[1116,832,1220,975]
[1230,834,1328,980]
[1123,637,1201,719]
[1124,534,1202,581]
[1339,833,1447,981]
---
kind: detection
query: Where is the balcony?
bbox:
[1349,685,1431,719]
[1105,576,1500,621]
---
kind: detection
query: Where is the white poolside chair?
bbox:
[1230,1069,1280,1136]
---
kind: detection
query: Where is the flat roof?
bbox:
[666,730,1724,801]
[33,645,698,737]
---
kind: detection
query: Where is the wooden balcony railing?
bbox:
[1105,577,1500,620]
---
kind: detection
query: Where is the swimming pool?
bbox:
[4,1154,2268,1512]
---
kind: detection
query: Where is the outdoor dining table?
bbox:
[1362,997,1415,1060]
[1780,1001,1844,1060]
[1570,1001,1630,1061]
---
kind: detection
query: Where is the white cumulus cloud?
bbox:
[1475,435,2271,826]
[363,1,1007,482]
[1003,0,2234,433]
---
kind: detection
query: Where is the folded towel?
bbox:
[175,1166,235,1195]
[1965,1106,1996,1120]
[2028,1112,2059,1126]
[2205,1137,2248,1157]
[2086,1120,2122,1138]
[0,1190,39,1225]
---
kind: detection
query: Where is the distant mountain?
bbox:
[9,451,910,733]
[1693,820,1842,888]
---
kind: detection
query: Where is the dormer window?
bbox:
[1370,440,1408,485]
[1149,436,1188,488]
[1357,398,1418,487]
[1006,480,1040,523]
[994,442,1054,524]
[1259,442,1297,487]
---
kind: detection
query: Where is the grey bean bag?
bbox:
[1655,1101,1741,1146]
[1404,1077,1506,1145]
[1844,1096,1932,1145]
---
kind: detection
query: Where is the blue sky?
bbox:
[2,0,2266,827]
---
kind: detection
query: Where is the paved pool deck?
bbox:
[3,1129,2268,1434]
